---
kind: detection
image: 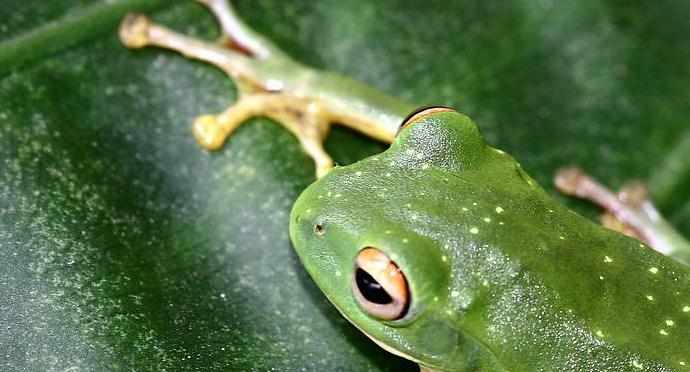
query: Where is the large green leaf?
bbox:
[2,1,690,370]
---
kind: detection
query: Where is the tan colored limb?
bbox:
[195,0,281,59]
[119,13,261,90]
[419,366,440,372]
[193,93,334,177]
[596,182,651,239]
[294,102,334,178]
[555,167,671,254]
[120,12,335,177]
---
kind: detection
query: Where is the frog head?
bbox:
[289,108,525,370]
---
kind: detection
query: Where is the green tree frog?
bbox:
[120,1,690,370]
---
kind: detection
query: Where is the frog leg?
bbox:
[119,11,272,94]
[119,7,336,177]
[555,167,690,265]
[193,93,334,178]
[419,366,439,372]
[195,0,283,60]
[597,181,650,239]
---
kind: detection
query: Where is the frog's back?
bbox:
[431,167,690,371]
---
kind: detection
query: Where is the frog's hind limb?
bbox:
[119,6,336,177]
[555,166,690,266]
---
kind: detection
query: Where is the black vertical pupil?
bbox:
[356,268,393,304]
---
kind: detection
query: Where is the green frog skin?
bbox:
[290,108,690,371]
[119,2,690,371]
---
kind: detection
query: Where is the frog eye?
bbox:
[398,105,455,133]
[352,247,409,320]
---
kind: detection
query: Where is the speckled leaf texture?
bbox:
[1,1,690,371]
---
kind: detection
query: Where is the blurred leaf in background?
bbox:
[1,1,690,371]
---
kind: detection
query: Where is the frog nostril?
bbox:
[314,223,325,236]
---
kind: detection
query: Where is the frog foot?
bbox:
[192,93,334,178]
[119,1,335,178]
[555,166,690,265]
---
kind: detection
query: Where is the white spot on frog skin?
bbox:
[632,360,643,369]
[441,255,447,262]
[680,361,687,366]
[599,276,605,280]
[648,267,659,274]
[462,207,469,212]
[495,206,504,214]
[451,290,460,298]
[385,230,392,234]
[327,191,332,197]
[402,238,409,244]
[469,227,479,234]
[498,221,505,225]
[335,193,342,198]
[595,330,605,338]
[385,172,392,177]
[265,79,284,91]
[472,202,478,206]
[335,270,341,277]
[660,329,669,336]
[355,171,362,176]
[666,320,675,326]
[433,296,439,302]
[559,236,565,240]
[604,256,614,263]
[646,295,655,301]
[405,203,412,208]
[683,306,690,313]
[483,217,491,223]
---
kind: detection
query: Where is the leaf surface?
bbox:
[2,1,690,370]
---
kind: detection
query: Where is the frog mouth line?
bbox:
[325,294,432,369]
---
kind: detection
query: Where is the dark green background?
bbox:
[2,1,690,370]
